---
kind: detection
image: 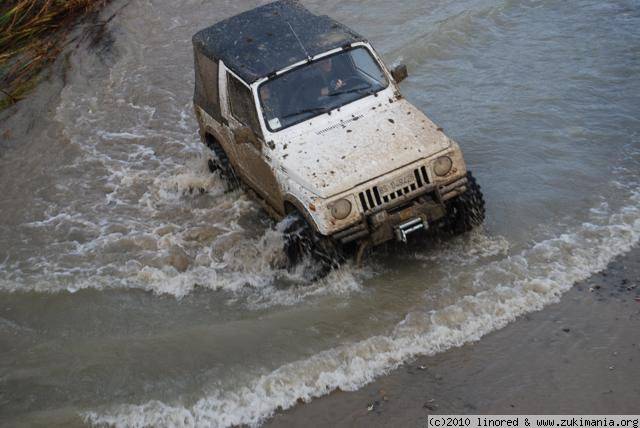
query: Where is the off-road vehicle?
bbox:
[192,0,485,271]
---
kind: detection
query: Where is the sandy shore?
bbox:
[268,246,640,427]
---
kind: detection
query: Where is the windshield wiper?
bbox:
[281,107,328,119]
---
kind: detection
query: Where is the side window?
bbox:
[228,74,263,139]
[194,49,222,121]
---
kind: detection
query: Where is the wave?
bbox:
[84,186,640,427]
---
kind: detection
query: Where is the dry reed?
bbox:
[0,0,109,110]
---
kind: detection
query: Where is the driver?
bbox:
[314,57,346,97]
[286,56,354,118]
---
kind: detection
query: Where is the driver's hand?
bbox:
[335,79,345,89]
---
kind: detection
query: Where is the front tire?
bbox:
[282,212,342,280]
[443,171,485,235]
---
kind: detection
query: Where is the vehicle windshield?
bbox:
[259,46,388,132]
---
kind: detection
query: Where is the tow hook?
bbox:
[395,217,428,243]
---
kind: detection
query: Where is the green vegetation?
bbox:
[0,0,108,110]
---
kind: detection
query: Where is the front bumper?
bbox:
[332,176,468,246]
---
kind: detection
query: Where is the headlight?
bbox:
[433,156,453,176]
[330,199,352,220]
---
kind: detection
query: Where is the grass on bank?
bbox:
[0,0,109,110]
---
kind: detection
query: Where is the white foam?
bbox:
[0,195,369,305]
[412,231,510,266]
[97,131,146,140]
[244,262,369,310]
[85,188,640,427]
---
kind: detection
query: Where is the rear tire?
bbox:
[282,212,342,280]
[205,136,240,192]
[443,171,485,235]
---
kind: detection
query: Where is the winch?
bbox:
[395,217,428,243]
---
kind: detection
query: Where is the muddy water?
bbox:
[1,0,639,426]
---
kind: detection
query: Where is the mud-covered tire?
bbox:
[283,212,342,280]
[443,171,486,235]
[205,138,240,192]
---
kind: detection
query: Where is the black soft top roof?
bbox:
[192,0,366,84]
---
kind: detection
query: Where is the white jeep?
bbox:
[192,0,485,272]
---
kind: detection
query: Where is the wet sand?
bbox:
[268,246,640,427]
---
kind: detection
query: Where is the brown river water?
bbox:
[0,0,639,426]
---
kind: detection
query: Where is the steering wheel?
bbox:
[329,76,368,94]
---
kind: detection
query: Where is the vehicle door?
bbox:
[221,69,282,210]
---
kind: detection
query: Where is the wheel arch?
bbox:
[283,195,323,235]
[203,128,239,173]
[203,129,224,150]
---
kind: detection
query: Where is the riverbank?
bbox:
[268,246,640,426]
[0,0,112,110]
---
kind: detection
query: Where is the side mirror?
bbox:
[391,64,408,84]
[233,126,262,151]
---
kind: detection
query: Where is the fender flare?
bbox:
[283,194,323,235]
[203,128,242,174]
[202,127,225,149]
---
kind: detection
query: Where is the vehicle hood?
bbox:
[276,98,452,198]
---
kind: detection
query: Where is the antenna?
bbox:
[287,22,311,60]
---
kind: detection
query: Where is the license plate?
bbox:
[378,172,415,196]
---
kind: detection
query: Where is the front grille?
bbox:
[358,165,430,212]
